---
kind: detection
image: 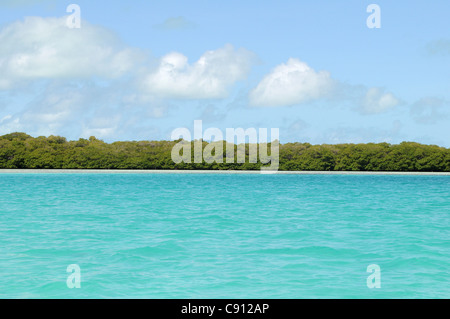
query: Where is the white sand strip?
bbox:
[0,169,449,175]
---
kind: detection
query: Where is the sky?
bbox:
[0,0,449,146]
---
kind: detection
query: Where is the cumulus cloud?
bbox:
[142,44,255,99]
[249,58,402,115]
[0,16,143,89]
[0,79,171,141]
[0,16,258,141]
[359,87,400,114]
[0,82,95,137]
[249,58,334,107]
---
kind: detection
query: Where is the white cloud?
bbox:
[0,78,175,141]
[360,87,400,114]
[0,16,143,89]
[0,83,90,137]
[249,58,334,107]
[142,44,255,99]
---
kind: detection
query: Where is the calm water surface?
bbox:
[0,173,449,298]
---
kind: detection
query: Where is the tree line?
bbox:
[0,132,449,171]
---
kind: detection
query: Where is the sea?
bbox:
[0,171,449,298]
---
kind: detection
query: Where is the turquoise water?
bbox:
[0,173,449,298]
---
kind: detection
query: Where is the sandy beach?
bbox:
[0,169,449,175]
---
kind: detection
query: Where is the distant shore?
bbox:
[2,133,450,172]
[0,169,449,176]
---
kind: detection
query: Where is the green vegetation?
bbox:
[0,132,449,171]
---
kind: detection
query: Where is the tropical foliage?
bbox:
[0,132,449,171]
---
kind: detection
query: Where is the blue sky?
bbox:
[0,0,449,146]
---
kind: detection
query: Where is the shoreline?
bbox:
[0,169,449,176]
